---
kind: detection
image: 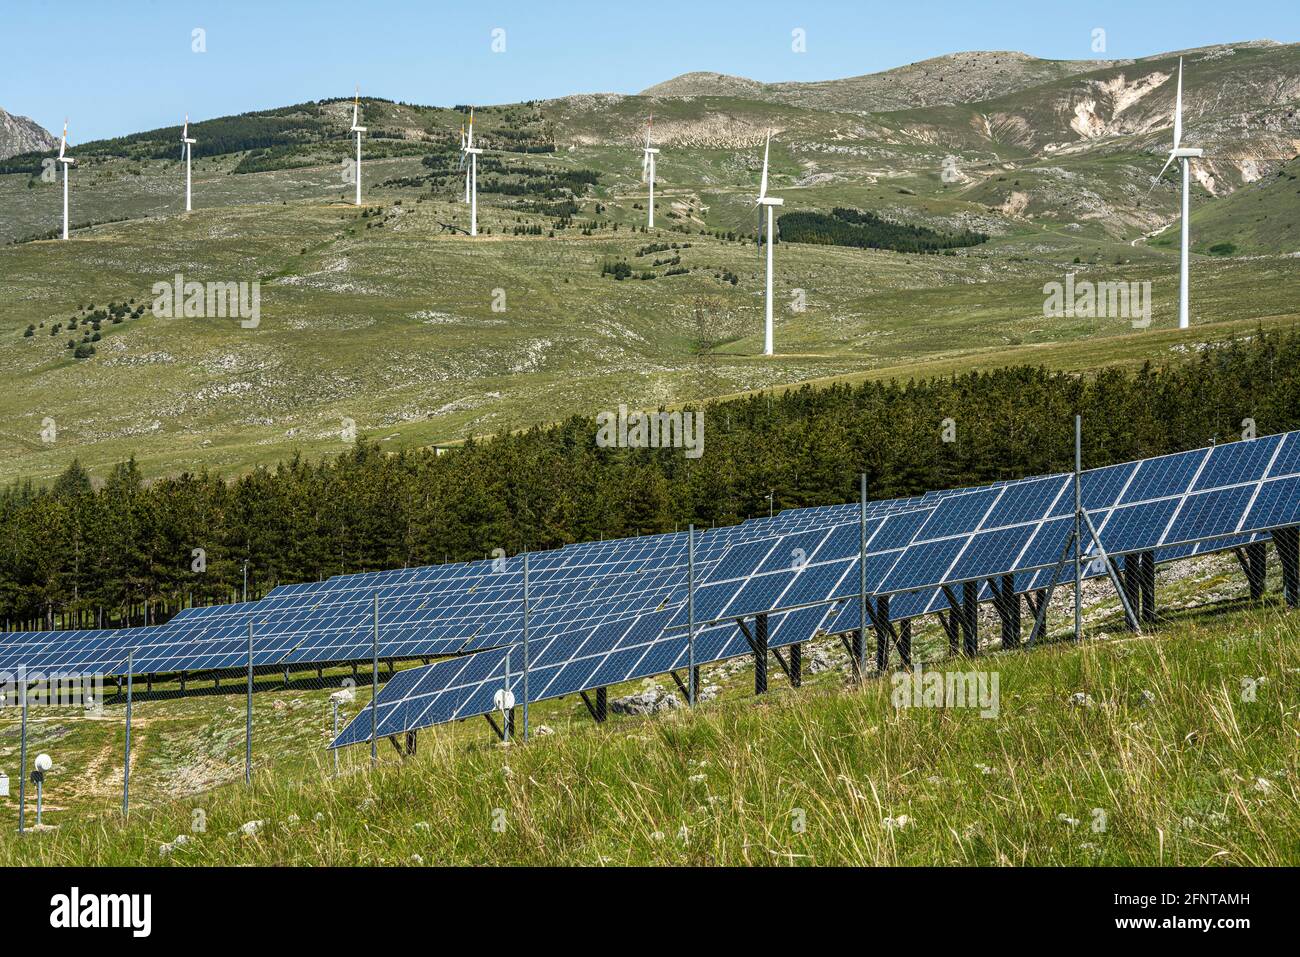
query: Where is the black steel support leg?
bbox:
[998,574,1020,648]
[754,613,768,695]
[1275,527,1300,608]
[962,581,979,657]
[898,619,912,668]
[790,644,802,688]
[405,730,418,755]
[851,628,864,674]
[595,686,607,723]
[1245,543,1267,600]
[875,595,890,673]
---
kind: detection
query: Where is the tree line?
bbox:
[778,207,989,254]
[1,327,1295,631]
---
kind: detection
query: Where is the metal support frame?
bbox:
[789,643,802,688]
[580,687,608,723]
[862,595,907,672]
[1027,529,1077,646]
[940,585,978,657]
[1079,509,1142,633]
[1234,543,1267,600]
[937,609,959,656]
[990,574,1021,649]
[1274,526,1300,608]
[897,618,912,667]
[962,580,979,656]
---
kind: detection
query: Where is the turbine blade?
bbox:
[1173,58,1183,150]
[59,119,67,158]
[759,130,770,199]
[1144,151,1177,200]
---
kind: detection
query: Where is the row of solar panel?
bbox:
[331,431,1300,746]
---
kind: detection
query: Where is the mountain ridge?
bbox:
[640,42,1283,113]
[0,107,56,160]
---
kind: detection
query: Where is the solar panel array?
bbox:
[332,431,1300,748]
[2,431,1295,746]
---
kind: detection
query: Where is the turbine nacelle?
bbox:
[757,196,784,206]
[1172,147,1203,159]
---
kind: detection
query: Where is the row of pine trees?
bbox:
[2,329,1296,631]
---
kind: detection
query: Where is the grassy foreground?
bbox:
[1,597,1296,866]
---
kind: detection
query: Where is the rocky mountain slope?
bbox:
[643,51,1120,112]
[0,107,56,159]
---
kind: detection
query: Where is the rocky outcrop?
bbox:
[0,107,57,160]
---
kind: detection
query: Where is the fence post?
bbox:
[124,649,134,815]
[1074,414,1083,641]
[18,671,27,834]
[371,592,379,767]
[687,524,696,707]
[245,624,253,784]
[522,551,530,741]
[859,473,869,678]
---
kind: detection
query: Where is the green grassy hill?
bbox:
[0,43,1295,484]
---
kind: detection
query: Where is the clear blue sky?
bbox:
[4,0,1295,142]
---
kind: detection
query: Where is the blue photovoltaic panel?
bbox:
[1162,484,1257,545]
[1243,475,1300,532]
[1118,448,1208,504]
[1094,498,1181,553]
[1193,433,1282,490]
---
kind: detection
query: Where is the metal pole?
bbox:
[245,625,253,784]
[371,592,379,766]
[332,700,340,776]
[687,524,696,706]
[124,649,134,814]
[522,551,530,741]
[18,673,27,833]
[859,473,868,678]
[1074,415,1083,641]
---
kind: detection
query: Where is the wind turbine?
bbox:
[181,114,197,212]
[1145,57,1203,330]
[459,121,469,204]
[641,115,659,229]
[463,108,482,236]
[753,130,782,356]
[57,120,75,240]
[350,86,366,206]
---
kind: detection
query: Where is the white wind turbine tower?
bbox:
[641,114,659,229]
[463,108,483,236]
[350,86,366,206]
[1146,57,1203,330]
[753,130,782,356]
[57,120,75,240]
[181,115,197,212]
[459,121,470,204]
